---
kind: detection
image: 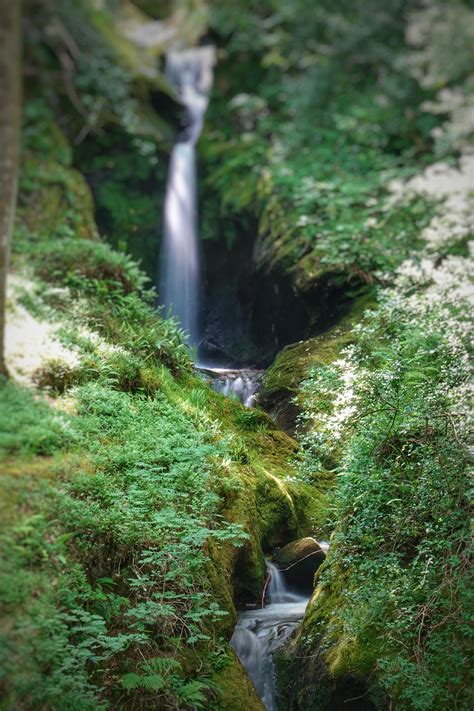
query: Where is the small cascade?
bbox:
[160,46,215,344]
[265,562,305,604]
[230,561,311,711]
[319,540,330,554]
[200,367,263,407]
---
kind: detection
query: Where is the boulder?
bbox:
[273,537,326,595]
[274,537,325,568]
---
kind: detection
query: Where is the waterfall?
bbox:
[160,46,215,345]
[231,561,310,710]
[265,562,306,604]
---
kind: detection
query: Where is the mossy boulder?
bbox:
[274,537,325,569]
[275,634,379,711]
[18,159,99,244]
[277,567,385,710]
[274,537,326,596]
[258,296,374,433]
[200,390,328,610]
[211,648,266,710]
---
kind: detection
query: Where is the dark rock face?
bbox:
[200,230,313,367]
[258,387,301,435]
[199,217,357,368]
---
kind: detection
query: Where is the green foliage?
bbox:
[203,0,443,288]
[0,376,249,708]
[11,3,471,710]
[74,129,169,277]
[28,0,167,149]
[0,382,71,456]
[35,237,148,295]
[297,292,472,709]
[14,140,190,373]
[121,657,219,709]
[21,0,175,280]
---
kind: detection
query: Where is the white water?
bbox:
[160,47,215,344]
[200,367,263,407]
[231,562,310,710]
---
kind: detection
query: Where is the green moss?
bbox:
[205,2,440,293]
[206,464,266,607]
[259,295,376,438]
[14,157,99,256]
[74,129,170,277]
[276,564,380,711]
[211,649,265,711]
[0,383,71,457]
[274,537,323,567]
[161,375,329,607]
[88,3,174,96]
[261,295,374,405]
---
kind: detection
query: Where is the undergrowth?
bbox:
[203,0,443,290]
[296,280,473,709]
[0,375,251,709]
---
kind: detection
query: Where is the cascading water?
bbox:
[160,46,215,344]
[199,367,263,407]
[231,562,310,711]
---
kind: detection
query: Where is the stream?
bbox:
[231,562,310,711]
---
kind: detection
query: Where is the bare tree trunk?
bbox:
[0,0,21,378]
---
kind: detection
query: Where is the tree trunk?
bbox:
[0,0,21,378]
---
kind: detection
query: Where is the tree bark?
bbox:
[0,0,21,378]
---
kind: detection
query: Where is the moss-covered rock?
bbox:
[17,157,99,250]
[206,413,326,607]
[272,537,326,597]
[275,633,380,711]
[274,537,325,569]
[211,648,266,711]
[258,296,374,433]
[276,562,386,710]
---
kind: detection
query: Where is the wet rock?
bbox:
[273,537,326,596]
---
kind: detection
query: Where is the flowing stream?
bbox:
[160,46,215,345]
[231,562,310,710]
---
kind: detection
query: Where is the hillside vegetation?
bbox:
[1,1,472,710]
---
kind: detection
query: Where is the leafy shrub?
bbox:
[203,0,443,289]
[0,377,249,709]
[33,358,84,394]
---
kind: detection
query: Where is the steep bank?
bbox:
[2,107,323,710]
[266,4,473,707]
[1,4,323,708]
[202,2,473,709]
